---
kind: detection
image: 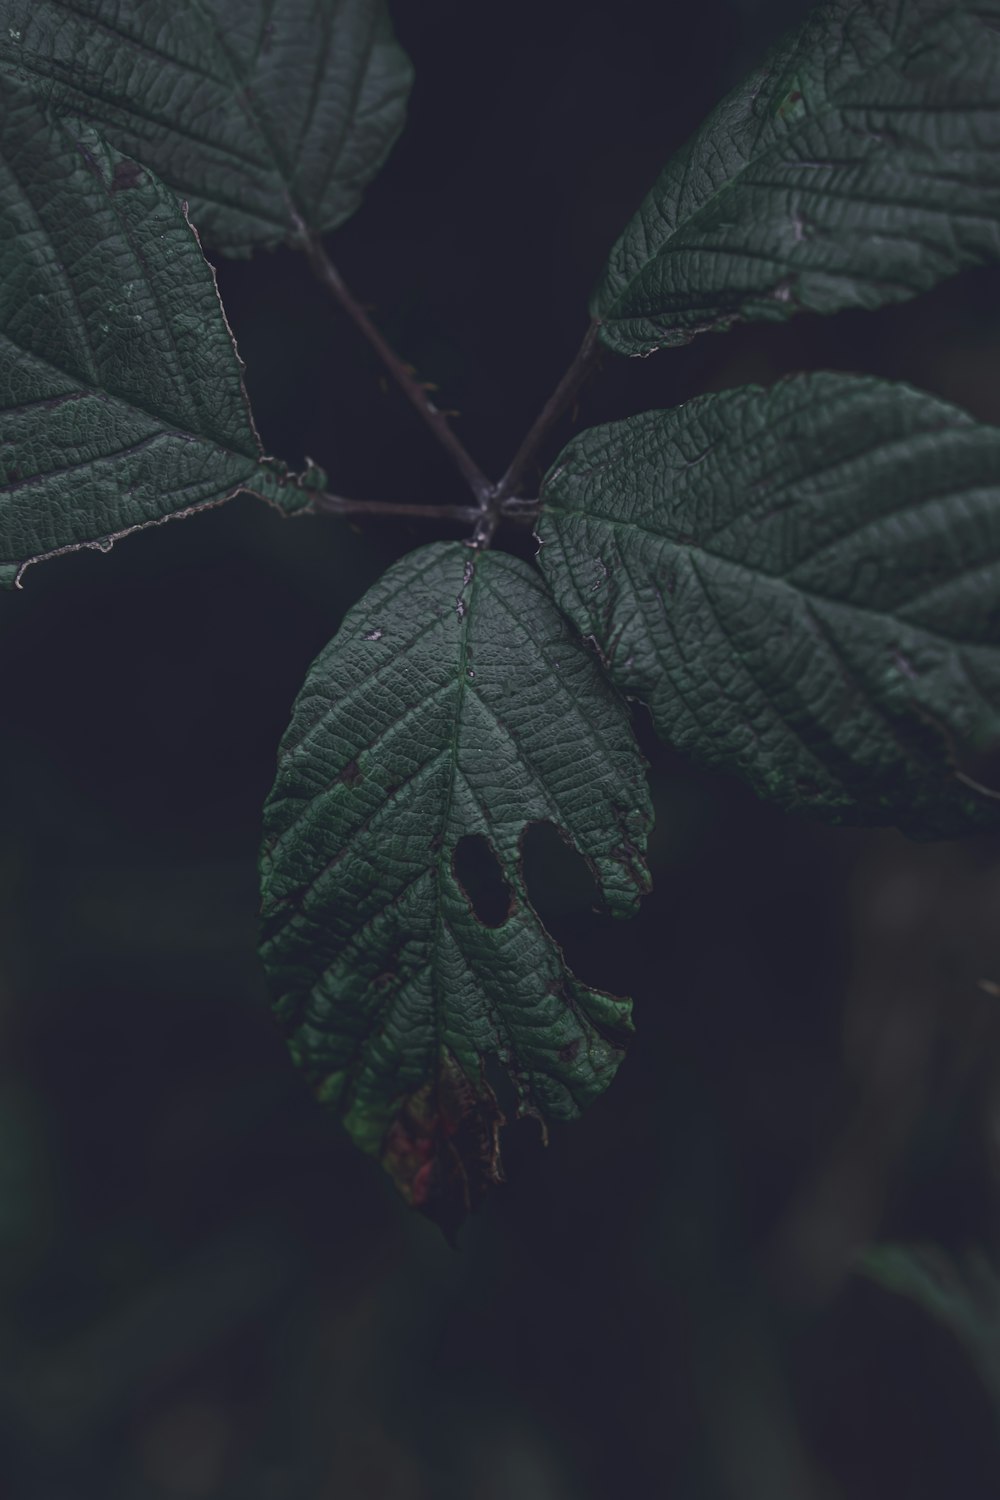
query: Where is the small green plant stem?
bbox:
[494,321,602,501]
[296,221,594,546]
[295,222,493,504]
[467,324,601,547]
[311,491,539,529]
[310,492,482,524]
[500,498,541,521]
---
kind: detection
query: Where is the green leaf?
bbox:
[537,373,1000,836]
[594,0,1000,354]
[259,542,652,1226]
[0,0,412,255]
[0,81,313,586]
[859,1244,1000,1414]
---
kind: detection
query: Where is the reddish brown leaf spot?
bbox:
[339,759,363,787]
[381,1054,505,1239]
[111,159,144,192]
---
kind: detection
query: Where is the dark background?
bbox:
[3,1,1000,1495]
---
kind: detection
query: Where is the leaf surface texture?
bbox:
[0,0,412,253]
[594,0,1000,352]
[0,81,296,585]
[538,374,1000,835]
[259,542,652,1219]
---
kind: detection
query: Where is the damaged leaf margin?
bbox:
[259,542,652,1226]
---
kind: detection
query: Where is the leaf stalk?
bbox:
[310,492,481,524]
[294,220,494,504]
[494,321,602,501]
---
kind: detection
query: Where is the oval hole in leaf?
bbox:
[452,834,514,927]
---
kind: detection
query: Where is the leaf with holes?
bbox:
[0,81,314,587]
[259,542,652,1230]
[0,0,412,255]
[538,373,1000,836]
[594,0,1000,354]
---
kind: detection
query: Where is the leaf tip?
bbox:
[380,1056,505,1240]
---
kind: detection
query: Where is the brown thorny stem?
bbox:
[293,222,603,546]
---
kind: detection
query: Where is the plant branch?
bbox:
[500,497,541,520]
[293,219,493,504]
[494,321,602,501]
[310,492,483,525]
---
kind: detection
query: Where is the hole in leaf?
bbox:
[521,821,624,994]
[452,834,514,927]
[521,821,602,922]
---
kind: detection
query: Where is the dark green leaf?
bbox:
[538,374,1000,835]
[594,0,1000,354]
[0,81,311,586]
[0,0,412,254]
[259,542,652,1225]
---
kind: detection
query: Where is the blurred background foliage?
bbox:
[2,0,1000,1494]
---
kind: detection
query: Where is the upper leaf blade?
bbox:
[594,0,1000,354]
[0,0,413,254]
[537,374,1000,836]
[259,542,652,1227]
[0,79,285,584]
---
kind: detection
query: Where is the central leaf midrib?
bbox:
[188,0,305,217]
[304,2,381,224]
[430,552,478,1059]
